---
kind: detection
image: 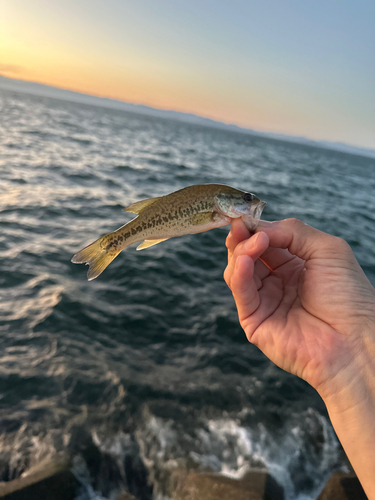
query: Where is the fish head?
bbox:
[215,188,266,231]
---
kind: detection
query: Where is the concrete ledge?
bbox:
[163,469,284,500]
[115,494,139,500]
[317,471,367,500]
[0,461,367,500]
[0,461,79,500]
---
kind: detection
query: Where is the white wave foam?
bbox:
[135,407,344,500]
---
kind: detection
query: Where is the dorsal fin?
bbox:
[123,196,162,214]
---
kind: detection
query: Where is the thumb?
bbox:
[256,218,335,261]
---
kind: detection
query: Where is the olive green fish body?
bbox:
[72,184,265,280]
[110,184,234,246]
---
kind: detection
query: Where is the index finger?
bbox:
[256,219,332,260]
[260,247,301,271]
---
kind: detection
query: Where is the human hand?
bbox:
[224,217,375,498]
[224,218,375,400]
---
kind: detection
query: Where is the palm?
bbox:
[225,218,363,391]
[246,255,351,389]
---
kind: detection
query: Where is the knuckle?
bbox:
[223,268,231,287]
[244,328,255,344]
[322,234,355,262]
[332,236,351,254]
[225,233,232,249]
[285,217,304,230]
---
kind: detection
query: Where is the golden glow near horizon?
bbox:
[1,0,374,148]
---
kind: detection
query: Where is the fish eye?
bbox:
[243,193,254,202]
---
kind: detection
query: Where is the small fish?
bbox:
[71,183,265,280]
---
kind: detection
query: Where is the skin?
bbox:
[224,218,375,499]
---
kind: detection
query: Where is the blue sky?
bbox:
[1,0,375,148]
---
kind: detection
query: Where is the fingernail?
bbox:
[245,232,260,249]
[235,254,247,272]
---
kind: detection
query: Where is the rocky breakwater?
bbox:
[0,464,368,500]
[0,428,368,500]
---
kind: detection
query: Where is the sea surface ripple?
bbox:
[0,88,374,500]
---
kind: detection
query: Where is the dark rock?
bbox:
[317,471,367,500]
[116,494,139,500]
[68,426,102,480]
[124,450,153,500]
[68,427,152,500]
[0,460,79,500]
[0,459,11,483]
[95,452,123,498]
[163,468,284,500]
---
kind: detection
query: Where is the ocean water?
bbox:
[0,88,374,500]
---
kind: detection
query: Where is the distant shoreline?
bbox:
[1,75,374,160]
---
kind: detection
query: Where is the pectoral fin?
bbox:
[124,197,162,214]
[136,238,169,250]
[191,212,216,225]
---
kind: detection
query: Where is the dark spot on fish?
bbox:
[132,228,137,235]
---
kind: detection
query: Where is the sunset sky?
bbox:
[1,0,374,148]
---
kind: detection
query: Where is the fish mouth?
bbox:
[254,201,266,221]
[241,200,266,231]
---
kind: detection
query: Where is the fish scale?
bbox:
[71,183,265,280]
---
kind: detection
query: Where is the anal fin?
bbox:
[136,238,169,250]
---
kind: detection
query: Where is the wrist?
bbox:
[317,327,375,415]
[317,338,375,500]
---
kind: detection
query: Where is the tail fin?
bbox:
[71,235,121,281]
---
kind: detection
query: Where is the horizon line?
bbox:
[1,74,375,160]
